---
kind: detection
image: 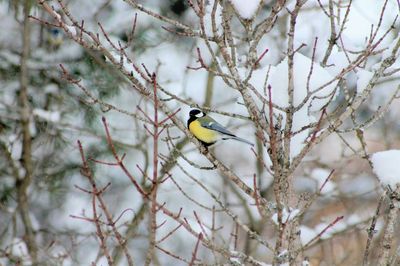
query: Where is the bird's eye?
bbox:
[189,109,201,117]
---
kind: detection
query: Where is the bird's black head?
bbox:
[189,109,206,118]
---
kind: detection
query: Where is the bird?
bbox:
[187,109,254,147]
[47,28,63,50]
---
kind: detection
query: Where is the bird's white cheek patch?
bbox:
[195,112,205,118]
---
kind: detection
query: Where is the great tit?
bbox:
[187,109,254,147]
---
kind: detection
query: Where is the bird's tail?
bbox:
[222,136,254,146]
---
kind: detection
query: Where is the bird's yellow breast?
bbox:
[189,120,218,144]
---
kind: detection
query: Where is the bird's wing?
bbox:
[201,120,236,137]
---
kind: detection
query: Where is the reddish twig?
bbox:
[189,233,203,266]
[306,37,318,93]
[318,169,335,193]
[69,214,101,224]
[156,245,191,264]
[309,108,326,143]
[28,15,60,27]
[112,208,136,226]
[193,211,210,240]
[156,224,183,244]
[89,155,126,166]
[303,216,344,249]
[102,117,147,196]
[78,140,134,265]
[187,47,208,70]
[77,140,114,265]
[254,48,269,67]
[363,190,386,265]
[155,220,167,229]
[159,108,181,126]
[253,174,266,218]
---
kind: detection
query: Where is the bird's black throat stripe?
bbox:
[187,115,196,128]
